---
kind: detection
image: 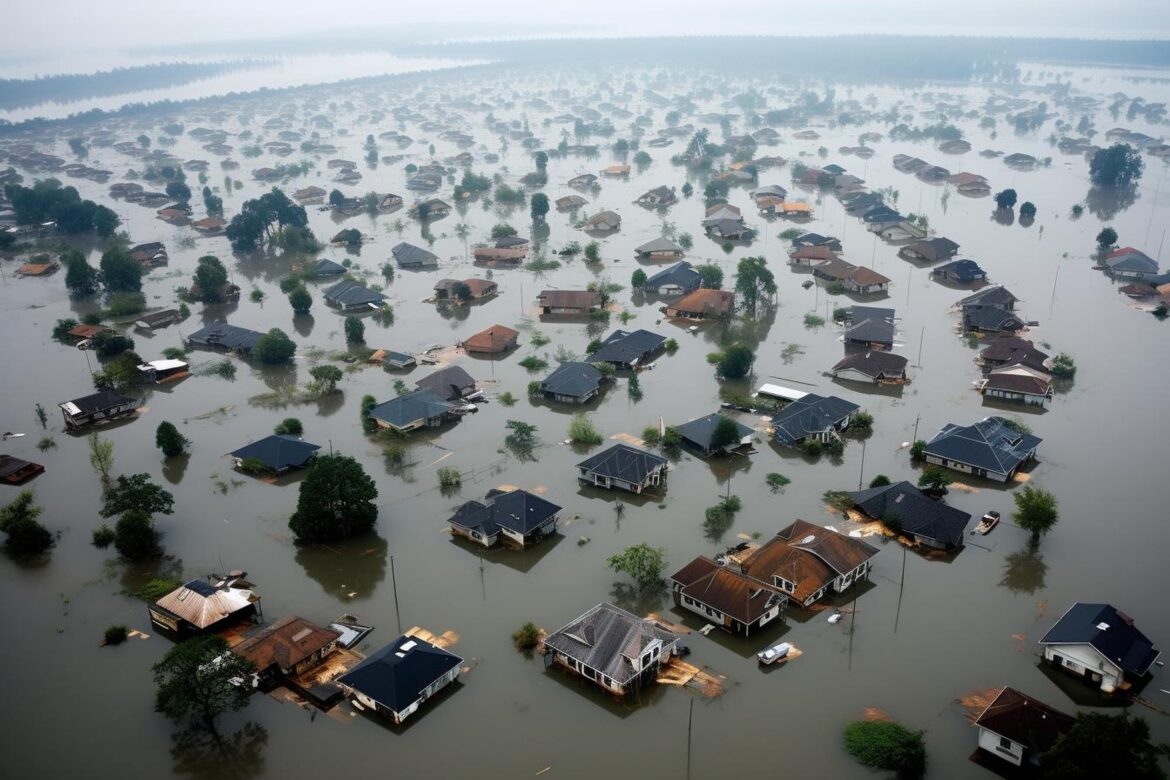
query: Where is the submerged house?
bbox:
[931,258,986,284]
[675,413,754,456]
[849,481,972,549]
[538,290,601,316]
[576,443,667,494]
[670,556,786,636]
[923,416,1042,482]
[978,364,1054,406]
[149,574,261,635]
[461,324,519,354]
[415,366,477,400]
[735,520,879,608]
[134,309,181,330]
[1039,603,1160,692]
[664,289,734,319]
[323,279,386,312]
[770,394,861,447]
[59,390,140,430]
[636,185,677,207]
[1103,247,1159,280]
[584,210,621,232]
[973,687,1075,769]
[634,237,686,261]
[587,329,666,370]
[367,390,457,433]
[899,237,959,263]
[543,603,680,696]
[540,362,603,404]
[137,359,189,383]
[392,242,439,269]
[447,488,561,548]
[0,455,45,485]
[232,616,340,686]
[230,435,320,474]
[337,634,463,725]
[979,337,1049,373]
[185,323,264,354]
[829,351,908,384]
[643,261,701,296]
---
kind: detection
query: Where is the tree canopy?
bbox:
[63,250,100,297]
[101,473,175,518]
[252,328,296,364]
[99,247,143,293]
[1096,226,1118,250]
[607,543,667,588]
[696,263,724,289]
[191,255,229,304]
[530,192,550,222]
[153,636,255,732]
[289,454,379,542]
[4,178,120,236]
[114,509,161,561]
[1041,712,1168,780]
[1089,144,1144,188]
[843,720,927,778]
[734,256,776,315]
[288,285,312,314]
[225,187,312,252]
[155,421,188,457]
[0,490,53,558]
[994,188,1018,209]
[717,343,755,379]
[1013,484,1059,540]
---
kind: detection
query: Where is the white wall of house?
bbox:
[1043,644,1121,691]
[978,728,1025,766]
[833,368,879,384]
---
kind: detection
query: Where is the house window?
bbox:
[999,737,1013,751]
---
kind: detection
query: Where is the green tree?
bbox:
[166,181,192,202]
[869,474,891,488]
[1089,144,1144,188]
[202,186,223,218]
[309,364,343,393]
[99,247,143,293]
[1013,485,1059,541]
[631,268,648,288]
[63,250,100,297]
[153,636,255,732]
[344,316,365,344]
[710,416,743,450]
[252,328,296,364]
[917,466,953,496]
[717,343,755,379]
[1096,227,1118,250]
[289,454,378,542]
[1019,201,1037,219]
[530,192,550,223]
[114,509,161,560]
[360,394,378,433]
[568,414,603,446]
[696,263,723,289]
[0,490,53,557]
[101,473,175,517]
[584,241,601,262]
[843,720,927,778]
[512,622,541,651]
[607,543,666,588]
[734,256,776,314]
[909,440,927,461]
[191,255,229,303]
[288,285,312,314]
[155,421,188,457]
[274,417,303,436]
[994,188,1018,209]
[329,189,346,207]
[88,432,115,484]
[1041,712,1167,780]
[225,187,312,252]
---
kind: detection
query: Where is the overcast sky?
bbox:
[5,0,1170,58]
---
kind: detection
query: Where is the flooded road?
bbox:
[1,61,1169,778]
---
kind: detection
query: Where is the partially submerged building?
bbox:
[230,435,320,474]
[849,481,972,549]
[923,416,1042,482]
[539,362,603,404]
[446,488,561,548]
[337,634,463,725]
[1039,603,1160,692]
[149,574,261,635]
[59,390,140,430]
[576,443,667,494]
[734,521,879,608]
[670,556,786,635]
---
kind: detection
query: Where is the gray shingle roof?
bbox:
[367,390,454,428]
[323,279,387,308]
[229,435,320,470]
[392,242,439,266]
[543,603,677,685]
[771,394,860,445]
[577,443,667,483]
[850,481,971,547]
[540,362,602,399]
[447,489,562,537]
[924,416,1042,477]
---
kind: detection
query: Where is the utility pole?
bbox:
[894,545,907,633]
[916,325,925,367]
[912,414,920,443]
[857,439,867,489]
[686,697,694,780]
[390,554,402,634]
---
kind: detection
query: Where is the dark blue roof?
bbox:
[392,241,439,266]
[577,443,667,482]
[338,634,462,713]
[588,329,666,367]
[644,261,699,290]
[447,489,562,536]
[925,417,1042,477]
[932,258,985,282]
[368,390,454,428]
[849,481,971,547]
[845,317,895,345]
[540,362,602,399]
[310,258,346,276]
[771,394,860,445]
[229,435,320,470]
[676,413,754,454]
[324,279,386,308]
[1040,603,1160,676]
[415,366,476,400]
[186,323,264,351]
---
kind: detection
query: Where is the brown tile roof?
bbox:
[974,687,1074,752]
[232,616,339,673]
[740,520,878,604]
[67,323,113,339]
[463,324,519,352]
[539,290,600,309]
[670,556,782,624]
[667,289,734,317]
[789,245,837,262]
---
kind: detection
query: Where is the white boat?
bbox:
[757,641,792,665]
[974,511,1000,535]
[827,613,843,624]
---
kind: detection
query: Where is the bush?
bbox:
[607,543,666,588]
[114,510,160,561]
[803,439,824,457]
[568,414,603,445]
[252,328,296,364]
[289,285,312,314]
[527,380,542,396]
[104,625,129,646]
[274,417,303,436]
[134,577,181,602]
[437,467,461,488]
[869,474,891,488]
[662,426,683,448]
[344,316,365,344]
[498,391,517,407]
[825,438,845,457]
[518,355,548,372]
[851,411,874,433]
[155,421,188,457]
[1049,353,1076,379]
[92,525,116,547]
[642,426,661,446]
[0,491,53,557]
[664,338,679,354]
[842,720,926,778]
[512,622,541,651]
[717,343,755,379]
[803,312,826,328]
[1095,227,1118,250]
[917,466,953,495]
[909,440,927,461]
[766,473,791,491]
[1019,201,1037,219]
[631,268,648,288]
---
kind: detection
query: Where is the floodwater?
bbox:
[1,59,1169,779]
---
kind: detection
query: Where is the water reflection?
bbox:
[542,664,667,717]
[998,539,1047,594]
[291,314,314,338]
[608,581,668,619]
[1084,184,1138,220]
[294,532,387,601]
[170,721,268,780]
[162,453,190,485]
[990,208,1015,227]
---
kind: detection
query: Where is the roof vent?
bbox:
[800,534,816,544]
[400,640,418,652]
[1096,622,1110,631]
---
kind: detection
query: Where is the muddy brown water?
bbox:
[1,61,1169,779]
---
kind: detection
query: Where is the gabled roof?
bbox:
[830,351,908,379]
[644,261,699,289]
[233,616,340,673]
[740,520,879,603]
[906,237,959,260]
[324,279,386,308]
[588,329,666,366]
[310,258,346,276]
[543,603,677,685]
[963,307,1025,332]
[668,288,734,316]
[675,413,754,453]
[447,489,562,537]
[670,556,784,624]
[230,435,320,470]
[846,316,896,345]
[932,258,985,281]
[368,389,455,427]
[338,634,462,713]
[1105,247,1158,274]
[462,324,518,352]
[539,290,600,309]
[635,236,685,254]
[392,242,438,266]
[850,481,971,547]
[974,688,1074,752]
[984,363,1053,396]
[979,337,1049,370]
[415,366,476,400]
[541,362,602,399]
[771,393,860,445]
[1040,603,1160,675]
[577,443,667,482]
[959,285,1018,309]
[153,578,259,630]
[186,323,264,351]
[925,416,1042,476]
